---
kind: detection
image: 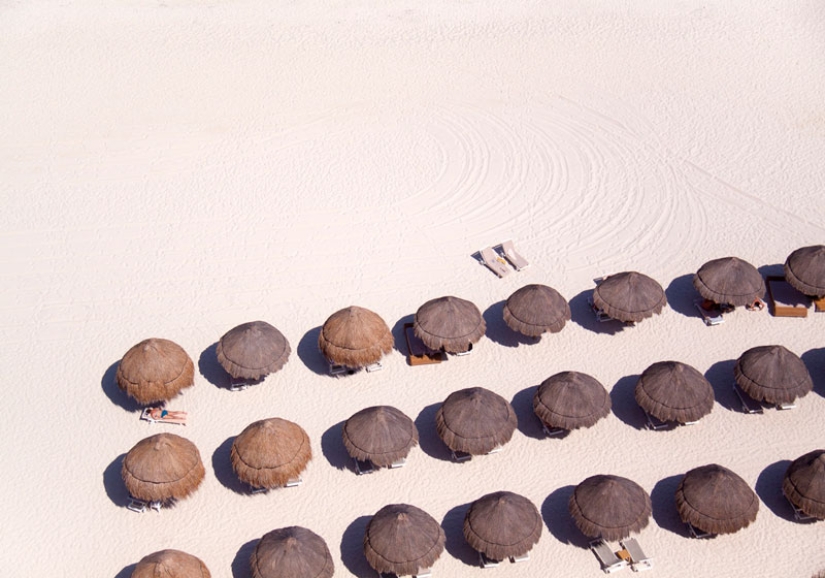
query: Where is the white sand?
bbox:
[2,1,825,576]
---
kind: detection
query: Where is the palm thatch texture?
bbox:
[734,345,813,406]
[342,406,419,468]
[634,361,715,424]
[568,474,652,542]
[693,256,765,306]
[435,387,518,455]
[785,245,825,297]
[502,284,571,337]
[250,526,334,578]
[592,272,667,323]
[132,549,211,578]
[122,433,205,503]
[317,306,393,368]
[116,338,194,405]
[783,449,825,520]
[231,418,312,489]
[364,503,446,576]
[533,371,611,431]
[414,296,485,353]
[675,464,759,535]
[463,491,542,561]
[216,320,291,380]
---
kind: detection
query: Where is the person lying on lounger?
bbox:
[745,298,765,311]
[147,407,188,420]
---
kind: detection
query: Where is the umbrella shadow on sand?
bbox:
[608,375,646,430]
[231,538,258,578]
[320,419,354,472]
[665,273,702,319]
[755,459,795,521]
[567,290,628,335]
[541,485,590,549]
[704,358,739,412]
[650,474,691,536]
[441,502,477,566]
[801,347,825,398]
[482,300,535,348]
[390,314,415,359]
[211,436,253,495]
[103,453,129,508]
[340,514,375,577]
[197,342,230,389]
[101,360,143,413]
[414,402,452,462]
[511,386,549,440]
[113,563,136,578]
[297,326,331,376]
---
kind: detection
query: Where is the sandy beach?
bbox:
[2,1,825,576]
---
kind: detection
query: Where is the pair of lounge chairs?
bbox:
[354,457,406,476]
[127,497,162,513]
[478,241,529,278]
[732,381,796,413]
[250,477,303,493]
[404,322,447,366]
[377,570,431,578]
[694,299,726,326]
[590,538,652,573]
[642,410,699,431]
[478,550,529,568]
[140,407,187,426]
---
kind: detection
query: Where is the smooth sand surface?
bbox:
[2,1,825,576]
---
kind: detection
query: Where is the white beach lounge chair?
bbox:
[413,569,432,578]
[786,495,816,521]
[284,476,302,488]
[694,299,725,326]
[496,240,530,271]
[140,407,187,426]
[365,361,383,373]
[620,538,653,572]
[509,553,530,563]
[354,458,376,476]
[542,423,566,437]
[479,551,500,568]
[589,540,628,574]
[732,382,764,414]
[389,458,406,469]
[127,497,161,513]
[588,297,614,323]
[687,523,712,539]
[643,410,673,431]
[451,450,472,463]
[479,246,512,278]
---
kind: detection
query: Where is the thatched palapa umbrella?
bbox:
[463,491,542,562]
[592,272,667,323]
[693,256,764,306]
[231,418,312,489]
[116,338,194,405]
[734,345,813,406]
[436,387,518,455]
[634,361,715,424]
[216,321,291,380]
[132,549,211,578]
[414,296,485,354]
[533,371,611,431]
[122,433,205,504]
[318,306,393,368]
[569,475,652,541]
[785,245,825,297]
[250,526,334,578]
[502,284,571,337]
[343,406,419,468]
[364,503,445,576]
[783,449,825,520]
[675,464,759,535]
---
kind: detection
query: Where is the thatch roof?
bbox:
[364,503,445,576]
[122,433,205,503]
[592,272,667,323]
[634,361,715,424]
[318,306,394,368]
[342,406,419,467]
[734,345,813,405]
[568,475,652,541]
[132,549,211,578]
[783,449,825,520]
[463,491,542,561]
[231,418,312,489]
[693,256,765,306]
[502,284,571,337]
[785,245,825,297]
[675,464,759,535]
[250,526,334,578]
[414,296,486,353]
[533,371,611,431]
[216,321,291,380]
[116,338,194,405]
[435,387,517,455]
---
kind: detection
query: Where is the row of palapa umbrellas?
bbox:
[118,248,825,577]
[128,451,825,578]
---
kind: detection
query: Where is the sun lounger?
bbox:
[588,297,614,323]
[389,458,406,469]
[620,538,652,572]
[140,407,187,426]
[542,423,566,437]
[403,322,446,366]
[414,569,432,578]
[732,382,764,414]
[777,400,797,410]
[451,450,472,463]
[687,523,712,538]
[643,410,673,431]
[786,495,816,521]
[496,240,530,271]
[454,342,473,357]
[354,458,376,476]
[479,551,500,568]
[284,476,302,488]
[766,276,809,317]
[479,246,512,278]
[509,553,530,563]
[127,497,161,513]
[365,361,383,373]
[590,540,628,574]
[694,299,725,326]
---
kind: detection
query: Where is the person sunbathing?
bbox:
[148,407,187,420]
[745,298,766,311]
